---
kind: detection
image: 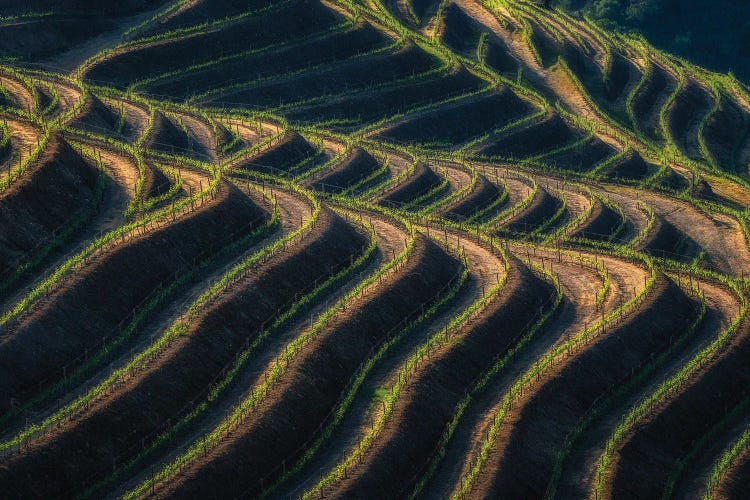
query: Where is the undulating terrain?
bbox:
[0,0,749,498]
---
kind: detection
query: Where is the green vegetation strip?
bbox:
[0,160,221,327]
[0,182,294,453]
[592,280,748,499]
[83,207,379,498]
[263,257,469,498]
[453,250,657,498]
[304,243,506,499]
[126,210,418,498]
[410,260,563,498]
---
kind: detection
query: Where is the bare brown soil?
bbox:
[160,236,461,498]
[0,182,266,415]
[475,275,697,498]
[0,209,369,498]
[0,136,101,285]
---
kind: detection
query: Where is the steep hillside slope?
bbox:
[0,1,748,498]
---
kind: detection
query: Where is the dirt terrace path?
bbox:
[488,172,534,219]
[219,118,285,159]
[173,111,219,162]
[110,97,151,142]
[1,185,297,442]
[538,181,591,238]
[560,188,593,237]
[557,278,741,498]
[429,245,644,497]
[143,209,413,497]
[48,80,82,120]
[638,188,750,273]
[0,119,41,174]
[438,163,473,198]
[595,185,649,243]
[0,77,34,113]
[461,246,648,497]
[276,225,505,498]
[0,146,135,315]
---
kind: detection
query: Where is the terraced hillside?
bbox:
[0,0,749,498]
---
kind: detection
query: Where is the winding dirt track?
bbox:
[423,246,617,497]
[556,278,741,498]
[0,146,135,315]
[639,190,750,273]
[0,77,34,113]
[276,225,505,498]
[0,119,40,173]
[0,0,749,497]
[463,247,649,498]
[142,211,412,498]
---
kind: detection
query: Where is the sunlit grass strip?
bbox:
[215,121,242,156]
[526,133,593,165]
[410,260,563,498]
[0,181,309,454]
[430,0,452,41]
[88,81,289,145]
[592,280,748,500]
[303,243,507,499]
[453,251,657,498]
[703,408,750,499]
[83,207,378,498]
[126,211,418,499]
[0,119,10,152]
[0,68,42,122]
[552,59,634,147]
